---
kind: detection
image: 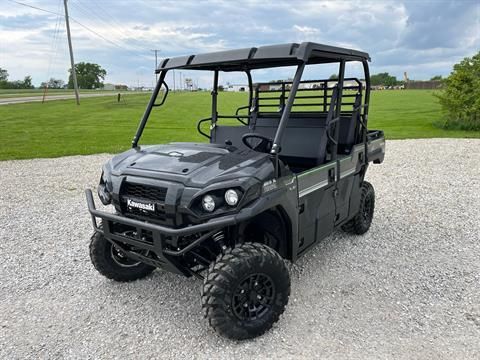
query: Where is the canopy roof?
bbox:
[155,42,370,72]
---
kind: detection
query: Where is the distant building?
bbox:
[102,83,115,91]
[343,79,366,90]
[405,80,442,90]
[225,84,249,92]
[129,86,154,91]
[403,71,442,89]
[96,83,129,91]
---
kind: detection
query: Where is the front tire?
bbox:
[202,243,290,340]
[89,227,155,282]
[342,181,375,235]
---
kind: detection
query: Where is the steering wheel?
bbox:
[242,133,273,153]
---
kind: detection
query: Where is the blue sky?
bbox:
[1,0,479,88]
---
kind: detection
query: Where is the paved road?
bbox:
[0,139,479,359]
[0,92,128,105]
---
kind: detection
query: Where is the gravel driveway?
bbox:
[1,139,479,359]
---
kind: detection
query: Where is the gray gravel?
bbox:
[1,139,479,359]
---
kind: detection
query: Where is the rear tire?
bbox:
[202,243,290,340]
[342,181,375,235]
[89,225,155,282]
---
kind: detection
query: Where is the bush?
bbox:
[435,52,480,130]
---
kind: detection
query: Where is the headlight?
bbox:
[224,189,239,206]
[202,195,216,212]
[97,171,112,205]
[97,183,111,205]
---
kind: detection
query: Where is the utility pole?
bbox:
[63,0,80,105]
[151,49,160,83]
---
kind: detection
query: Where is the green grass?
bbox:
[368,90,480,139]
[0,90,478,160]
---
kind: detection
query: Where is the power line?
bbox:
[73,0,151,53]
[42,0,63,103]
[45,0,63,81]
[71,1,127,42]
[71,17,135,52]
[7,0,149,57]
[70,0,149,54]
[7,0,60,16]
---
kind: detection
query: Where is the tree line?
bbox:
[0,68,34,89]
[0,62,107,90]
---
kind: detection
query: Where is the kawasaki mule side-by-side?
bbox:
[86,42,385,340]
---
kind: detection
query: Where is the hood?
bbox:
[107,143,274,186]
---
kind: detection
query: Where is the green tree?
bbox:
[68,62,106,89]
[430,75,443,81]
[22,75,34,89]
[0,69,34,89]
[435,52,480,130]
[0,74,34,89]
[41,78,65,89]
[329,74,338,80]
[0,68,8,81]
[0,68,9,88]
[370,72,398,86]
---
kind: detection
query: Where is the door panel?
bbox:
[335,177,354,224]
[296,162,336,255]
[335,149,363,224]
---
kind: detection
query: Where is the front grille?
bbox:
[120,182,169,223]
[123,206,168,222]
[123,182,167,202]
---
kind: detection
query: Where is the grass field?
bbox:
[0,90,478,160]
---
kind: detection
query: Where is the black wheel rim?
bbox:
[110,230,148,267]
[110,245,143,267]
[232,273,275,321]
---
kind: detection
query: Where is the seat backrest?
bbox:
[338,92,361,151]
[211,122,328,160]
[257,119,327,160]
[211,125,255,149]
[211,88,339,166]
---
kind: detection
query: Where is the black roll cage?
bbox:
[131,43,371,176]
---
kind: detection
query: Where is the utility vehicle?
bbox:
[86,42,385,340]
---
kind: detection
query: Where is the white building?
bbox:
[225,84,249,92]
[102,83,115,91]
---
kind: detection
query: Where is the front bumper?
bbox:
[86,189,254,276]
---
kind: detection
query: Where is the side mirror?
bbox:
[153,81,169,107]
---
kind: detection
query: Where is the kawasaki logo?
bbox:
[127,199,155,211]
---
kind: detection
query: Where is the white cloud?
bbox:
[293,25,320,35]
[0,0,478,87]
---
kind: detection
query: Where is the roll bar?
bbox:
[131,59,371,168]
[132,70,168,148]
